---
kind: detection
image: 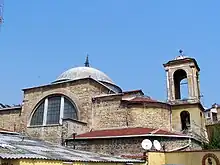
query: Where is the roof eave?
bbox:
[163,58,200,71]
[22,77,118,94]
[71,133,191,140]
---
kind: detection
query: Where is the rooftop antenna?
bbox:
[84,54,90,67]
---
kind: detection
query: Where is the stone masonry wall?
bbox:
[0,110,21,132]
[26,125,63,143]
[26,120,87,144]
[92,98,128,130]
[92,99,171,131]
[22,79,110,142]
[62,120,87,139]
[67,137,202,156]
[127,105,171,130]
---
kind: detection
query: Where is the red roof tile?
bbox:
[129,97,158,103]
[75,127,186,139]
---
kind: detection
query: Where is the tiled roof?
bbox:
[0,133,143,163]
[129,96,158,103]
[75,127,188,139]
[122,97,170,109]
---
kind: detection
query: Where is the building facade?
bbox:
[204,103,220,125]
[0,54,209,156]
[0,130,144,165]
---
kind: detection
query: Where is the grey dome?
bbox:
[55,67,115,85]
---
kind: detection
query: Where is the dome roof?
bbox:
[55,66,115,85]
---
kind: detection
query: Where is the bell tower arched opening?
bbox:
[173,69,188,100]
[163,53,201,103]
[180,111,190,131]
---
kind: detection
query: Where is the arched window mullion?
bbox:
[43,98,48,126]
[59,96,64,125]
[46,96,61,125]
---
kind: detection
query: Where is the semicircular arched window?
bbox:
[30,95,78,126]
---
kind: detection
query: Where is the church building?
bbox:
[0,53,208,157]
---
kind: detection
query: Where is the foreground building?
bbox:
[147,150,220,165]
[0,129,144,165]
[0,53,208,156]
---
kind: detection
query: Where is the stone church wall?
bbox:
[92,98,128,130]
[92,99,171,131]
[67,137,202,156]
[26,125,63,143]
[26,120,87,144]
[126,105,171,130]
[0,109,21,132]
[21,79,111,141]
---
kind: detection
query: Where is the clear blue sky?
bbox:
[0,0,219,107]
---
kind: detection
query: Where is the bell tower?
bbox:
[163,51,207,141]
[163,50,201,104]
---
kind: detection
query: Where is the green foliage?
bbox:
[203,124,220,149]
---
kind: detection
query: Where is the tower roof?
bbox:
[163,57,200,71]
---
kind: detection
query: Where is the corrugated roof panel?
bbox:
[0,134,144,163]
[0,154,48,159]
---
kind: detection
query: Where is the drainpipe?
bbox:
[72,133,76,149]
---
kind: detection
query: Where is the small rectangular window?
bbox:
[207,112,210,118]
[212,113,218,122]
